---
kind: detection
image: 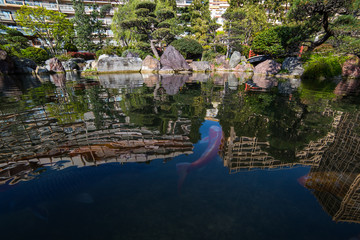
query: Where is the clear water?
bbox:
[0,72,360,240]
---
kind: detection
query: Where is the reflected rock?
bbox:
[227,73,239,90]
[142,73,160,87]
[334,78,360,97]
[254,60,281,75]
[189,73,210,82]
[238,72,253,84]
[98,73,144,89]
[210,72,228,85]
[234,62,254,73]
[66,71,81,81]
[252,74,278,89]
[0,74,22,97]
[50,73,66,88]
[278,78,301,95]
[161,74,188,95]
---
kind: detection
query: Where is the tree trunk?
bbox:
[309,12,333,51]
[150,40,160,59]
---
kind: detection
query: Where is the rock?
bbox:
[141,55,160,72]
[63,60,80,71]
[0,50,15,74]
[334,78,360,97]
[216,61,231,71]
[229,51,242,68]
[97,57,142,73]
[254,60,281,75]
[142,73,160,87]
[50,73,66,87]
[342,55,360,78]
[12,58,37,74]
[234,63,254,72]
[282,57,304,76]
[240,56,247,62]
[189,61,211,72]
[160,66,175,73]
[98,54,110,61]
[35,66,49,75]
[48,58,66,73]
[160,45,191,72]
[83,60,95,71]
[215,55,226,65]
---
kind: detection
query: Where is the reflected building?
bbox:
[302,112,360,223]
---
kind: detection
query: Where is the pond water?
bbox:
[0,72,360,240]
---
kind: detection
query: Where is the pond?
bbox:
[0,72,360,240]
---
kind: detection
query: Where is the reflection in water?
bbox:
[300,113,360,223]
[0,71,360,239]
[177,123,222,191]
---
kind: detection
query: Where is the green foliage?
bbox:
[170,38,203,60]
[72,0,106,52]
[16,6,74,55]
[302,54,345,80]
[95,45,124,57]
[239,44,250,57]
[56,53,72,61]
[223,4,268,50]
[63,42,78,52]
[121,49,149,59]
[252,27,284,56]
[20,47,50,64]
[201,49,222,62]
[213,44,227,55]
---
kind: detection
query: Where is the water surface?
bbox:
[0,72,360,240]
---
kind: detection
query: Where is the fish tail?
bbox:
[176,162,191,193]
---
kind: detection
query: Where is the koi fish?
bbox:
[176,125,222,191]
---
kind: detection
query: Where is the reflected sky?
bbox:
[0,72,360,240]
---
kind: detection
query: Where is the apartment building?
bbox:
[0,0,122,37]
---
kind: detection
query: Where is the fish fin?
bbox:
[76,193,94,204]
[199,137,209,144]
[30,205,49,221]
[297,175,308,187]
[176,162,191,193]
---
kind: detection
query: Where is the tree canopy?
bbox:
[15,6,74,55]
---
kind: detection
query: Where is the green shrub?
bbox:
[63,42,78,52]
[252,28,284,56]
[56,53,72,61]
[201,49,222,62]
[213,44,227,55]
[302,54,345,80]
[96,45,124,57]
[170,38,203,60]
[20,47,49,64]
[121,49,149,59]
[239,45,251,58]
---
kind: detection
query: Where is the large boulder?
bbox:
[47,58,66,73]
[229,51,242,68]
[36,66,49,75]
[63,59,80,71]
[342,55,360,78]
[141,55,160,72]
[234,63,254,72]
[160,45,191,72]
[97,56,142,73]
[282,57,304,77]
[12,58,37,74]
[0,50,15,74]
[254,60,281,75]
[189,61,211,72]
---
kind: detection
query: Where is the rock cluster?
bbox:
[97,56,142,73]
[254,60,281,75]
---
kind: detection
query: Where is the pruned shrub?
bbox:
[21,47,49,64]
[170,38,203,60]
[96,45,124,57]
[64,42,78,52]
[121,49,149,59]
[302,54,344,80]
[252,28,284,56]
[201,49,222,62]
[67,52,96,60]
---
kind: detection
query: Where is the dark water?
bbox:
[0,72,360,240]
